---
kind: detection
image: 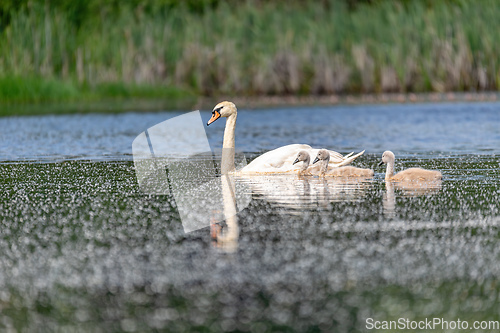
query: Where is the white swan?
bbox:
[292,150,326,175]
[292,150,315,175]
[207,101,365,174]
[313,149,374,177]
[378,151,442,181]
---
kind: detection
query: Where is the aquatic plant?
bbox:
[0,0,499,102]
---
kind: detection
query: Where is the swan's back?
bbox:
[325,166,374,178]
[391,167,442,181]
[241,144,312,173]
[240,144,363,173]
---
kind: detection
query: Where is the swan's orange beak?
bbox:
[207,110,221,126]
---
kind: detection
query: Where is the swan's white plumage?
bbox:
[241,144,364,174]
[207,101,365,174]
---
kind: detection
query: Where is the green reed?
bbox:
[1,0,499,103]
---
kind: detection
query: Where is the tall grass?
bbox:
[1,0,500,102]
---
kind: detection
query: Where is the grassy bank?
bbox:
[0,76,193,103]
[1,0,500,105]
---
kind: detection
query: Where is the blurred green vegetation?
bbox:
[0,0,499,105]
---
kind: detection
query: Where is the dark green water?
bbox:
[1,102,500,332]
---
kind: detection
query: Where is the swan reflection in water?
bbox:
[211,169,442,250]
[236,174,374,211]
[211,174,240,253]
[383,180,443,218]
[211,173,374,251]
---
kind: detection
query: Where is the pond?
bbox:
[1,101,500,331]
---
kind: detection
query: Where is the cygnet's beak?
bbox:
[378,160,385,167]
[207,110,221,126]
[313,157,320,164]
[293,158,300,165]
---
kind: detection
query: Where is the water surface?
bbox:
[1,102,500,331]
[1,101,499,161]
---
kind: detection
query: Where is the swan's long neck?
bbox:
[385,160,395,180]
[301,155,310,171]
[221,113,236,174]
[321,154,330,174]
[223,113,237,149]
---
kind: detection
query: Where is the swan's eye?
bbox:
[207,107,223,125]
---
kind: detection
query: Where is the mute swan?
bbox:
[293,150,318,175]
[378,151,442,181]
[207,101,365,174]
[313,149,374,177]
[293,150,328,175]
[293,150,312,175]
